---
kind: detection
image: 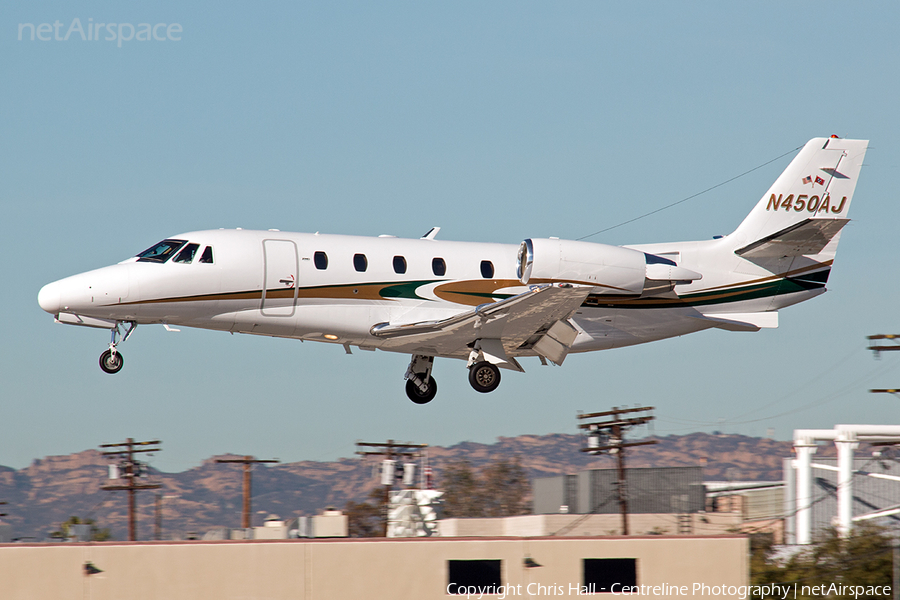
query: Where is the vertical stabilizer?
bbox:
[730,137,868,254]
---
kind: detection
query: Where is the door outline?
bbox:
[261,239,299,317]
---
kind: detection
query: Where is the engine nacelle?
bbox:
[517,238,701,295]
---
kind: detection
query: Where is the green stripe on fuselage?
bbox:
[379,280,442,300]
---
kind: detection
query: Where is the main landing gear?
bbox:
[99,322,136,374]
[405,355,437,404]
[468,361,501,393]
[403,351,504,404]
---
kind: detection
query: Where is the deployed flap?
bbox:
[692,312,779,332]
[370,284,590,357]
[532,320,579,365]
[735,218,849,259]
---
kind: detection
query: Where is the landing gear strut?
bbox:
[468,361,501,393]
[405,354,437,404]
[99,322,136,375]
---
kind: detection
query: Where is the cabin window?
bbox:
[136,239,187,263]
[583,558,637,592]
[354,253,368,272]
[173,243,200,264]
[447,560,502,595]
[480,260,494,279]
[432,257,446,276]
[393,256,407,274]
[314,251,328,270]
[199,246,214,264]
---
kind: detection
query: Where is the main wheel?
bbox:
[406,376,437,404]
[99,349,124,374]
[468,361,501,393]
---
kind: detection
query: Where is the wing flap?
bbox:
[532,320,579,365]
[370,284,590,359]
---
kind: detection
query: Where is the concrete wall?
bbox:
[0,535,748,600]
[439,513,744,537]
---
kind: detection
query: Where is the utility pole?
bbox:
[100,438,161,541]
[215,456,280,530]
[577,407,657,536]
[355,440,427,536]
[868,334,900,358]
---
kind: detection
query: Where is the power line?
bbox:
[577,145,803,240]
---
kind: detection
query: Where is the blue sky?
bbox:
[2,1,899,472]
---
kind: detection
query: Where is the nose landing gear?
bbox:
[99,322,136,374]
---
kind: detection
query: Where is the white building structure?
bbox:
[789,425,900,544]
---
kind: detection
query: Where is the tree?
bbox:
[441,459,480,518]
[345,488,386,537]
[751,524,892,599]
[49,516,112,542]
[442,457,530,518]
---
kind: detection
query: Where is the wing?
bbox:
[370,284,591,367]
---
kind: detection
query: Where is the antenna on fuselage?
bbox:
[420,227,440,240]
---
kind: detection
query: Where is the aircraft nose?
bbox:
[38,281,62,314]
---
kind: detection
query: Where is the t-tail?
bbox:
[676,136,868,331]
[729,136,868,267]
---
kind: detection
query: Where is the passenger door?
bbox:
[261,239,298,316]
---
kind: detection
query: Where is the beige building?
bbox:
[440,513,747,537]
[0,535,748,599]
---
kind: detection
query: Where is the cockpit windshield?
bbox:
[136,239,187,263]
[173,243,200,263]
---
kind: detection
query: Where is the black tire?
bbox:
[99,349,124,374]
[405,376,437,404]
[468,361,501,393]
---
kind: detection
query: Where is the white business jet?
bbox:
[38,137,867,403]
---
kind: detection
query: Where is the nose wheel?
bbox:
[99,348,124,374]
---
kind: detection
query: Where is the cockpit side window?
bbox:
[173,243,200,264]
[137,239,187,263]
[199,246,214,264]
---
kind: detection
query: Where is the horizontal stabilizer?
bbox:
[693,312,779,332]
[735,218,849,259]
